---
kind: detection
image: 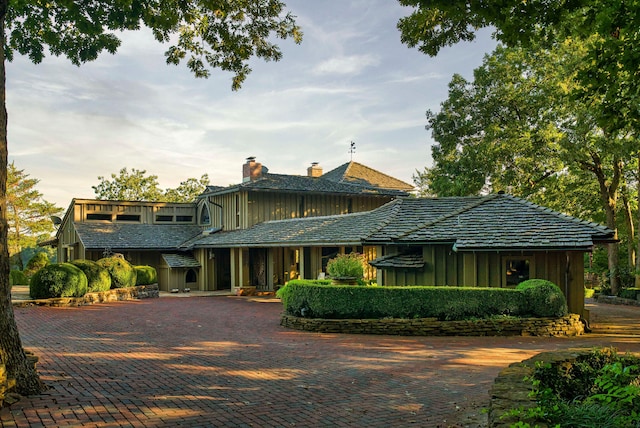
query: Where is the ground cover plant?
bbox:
[511,348,640,427]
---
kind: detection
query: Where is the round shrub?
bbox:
[96,256,137,288]
[135,265,158,285]
[29,263,88,299]
[517,279,568,317]
[25,252,50,278]
[70,259,112,292]
[10,270,29,286]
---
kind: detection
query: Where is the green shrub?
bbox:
[618,287,640,300]
[24,252,50,278]
[529,347,640,427]
[326,253,365,279]
[10,270,29,285]
[278,280,526,320]
[135,265,158,285]
[516,279,568,317]
[70,259,112,292]
[96,256,137,288]
[29,263,88,299]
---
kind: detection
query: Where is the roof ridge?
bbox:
[395,194,498,239]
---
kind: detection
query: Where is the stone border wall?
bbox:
[12,284,159,308]
[280,313,584,337]
[595,294,640,307]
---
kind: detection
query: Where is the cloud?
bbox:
[312,54,380,76]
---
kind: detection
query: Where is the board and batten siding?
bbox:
[382,245,586,317]
[246,192,394,227]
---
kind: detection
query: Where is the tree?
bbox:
[1,0,301,396]
[399,1,639,295]
[414,40,635,294]
[93,168,163,201]
[6,163,62,269]
[163,174,210,203]
[93,168,210,202]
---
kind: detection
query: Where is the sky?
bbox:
[7,0,497,209]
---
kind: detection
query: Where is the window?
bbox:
[115,214,140,222]
[156,215,173,222]
[186,269,197,284]
[176,215,193,222]
[86,213,112,221]
[200,204,211,225]
[504,257,531,287]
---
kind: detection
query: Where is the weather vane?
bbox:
[349,141,356,161]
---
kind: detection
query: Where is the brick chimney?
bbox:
[242,157,263,182]
[307,162,323,178]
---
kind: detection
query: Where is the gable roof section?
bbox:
[322,161,414,192]
[75,223,202,251]
[365,194,615,251]
[162,253,201,268]
[201,172,409,198]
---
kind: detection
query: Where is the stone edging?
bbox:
[595,294,640,307]
[11,284,159,308]
[488,349,640,427]
[280,313,584,337]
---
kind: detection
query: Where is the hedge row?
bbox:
[29,256,157,299]
[277,279,568,320]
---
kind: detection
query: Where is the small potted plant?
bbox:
[326,253,364,285]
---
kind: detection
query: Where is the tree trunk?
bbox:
[585,151,621,295]
[621,188,635,269]
[636,151,640,287]
[0,3,43,396]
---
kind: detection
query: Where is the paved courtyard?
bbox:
[1,296,639,428]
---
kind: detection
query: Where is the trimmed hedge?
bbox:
[71,259,112,292]
[96,256,137,288]
[10,270,29,286]
[277,279,569,320]
[29,263,88,299]
[135,265,158,286]
[516,279,568,317]
[25,252,49,278]
[619,288,640,300]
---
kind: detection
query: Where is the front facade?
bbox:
[52,158,614,318]
[52,158,413,291]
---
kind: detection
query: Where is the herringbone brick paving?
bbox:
[1,297,639,427]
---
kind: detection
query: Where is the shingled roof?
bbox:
[74,223,202,251]
[186,194,615,251]
[187,202,399,248]
[201,169,411,198]
[364,194,615,250]
[322,161,414,192]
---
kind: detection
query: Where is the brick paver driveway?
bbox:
[2,297,639,428]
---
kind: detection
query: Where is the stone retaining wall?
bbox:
[12,284,159,308]
[280,313,584,337]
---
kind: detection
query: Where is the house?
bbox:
[190,193,615,317]
[51,157,614,318]
[52,158,413,292]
